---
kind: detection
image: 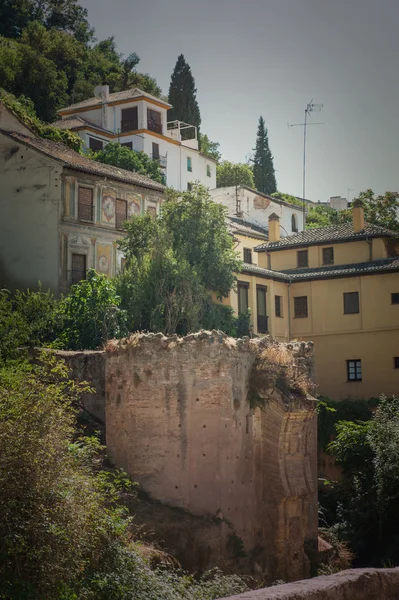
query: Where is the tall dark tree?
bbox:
[252,116,277,195]
[168,54,201,139]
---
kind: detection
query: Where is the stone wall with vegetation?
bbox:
[104,332,317,584]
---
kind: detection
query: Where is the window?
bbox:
[392,293,399,305]
[294,296,308,318]
[291,214,298,232]
[78,187,94,222]
[322,247,334,265]
[347,359,362,382]
[344,292,360,314]
[121,107,138,132]
[243,248,252,264]
[116,199,128,230]
[297,249,308,268]
[71,253,86,285]
[275,295,282,318]
[237,281,249,314]
[121,142,132,149]
[207,164,211,177]
[394,357,399,369]
[187,156,192,172]
[152,142,160,160]
[89,137,103,151]
[147,108,162,134]
[187,182,193,191]
[256,285,268,333]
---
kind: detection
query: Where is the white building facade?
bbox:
[209,186,305,237]
[53,86,217,192]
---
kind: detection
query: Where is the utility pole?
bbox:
[288,100,323,226]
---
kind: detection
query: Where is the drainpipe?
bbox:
[287,279,292,341]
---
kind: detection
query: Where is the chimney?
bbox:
[352,198,365,233]
[268,212,281,242]
[94,85,110,103]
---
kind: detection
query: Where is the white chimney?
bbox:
[94,85,110,103]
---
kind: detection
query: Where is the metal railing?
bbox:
[150,153,167,168]
[147,120,162,134]
[121,119,138,132]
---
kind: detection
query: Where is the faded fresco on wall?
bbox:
[127,193,142,216]
[97,243,112,276]
[101,188,116,225]
[254,195,271,210]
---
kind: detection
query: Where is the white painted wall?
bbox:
[209,186,304,236]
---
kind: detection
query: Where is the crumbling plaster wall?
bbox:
[105,332,317,583]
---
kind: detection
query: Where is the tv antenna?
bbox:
[288,100,324,224]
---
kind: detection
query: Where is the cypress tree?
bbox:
[252,116,277,194]
[168,54,201,140]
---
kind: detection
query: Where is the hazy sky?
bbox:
[80,0,399,202]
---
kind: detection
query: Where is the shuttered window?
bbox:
[392,293,399,305]
[275,295,282,318]
[89,137,103,151]
[394,357,399,369]
[297,249,308,268]
[344,292,359,314]
[71,253,86,285]
[116,199,128,230]
[78,187,94,222]
[294,296,308,318]
[243,248,252,264]
[256,285,268,333]
[121,107,138,132]
[237,282,249,314]
[322,247,334,265]
[152,142,160,159]
[121,141,133,149]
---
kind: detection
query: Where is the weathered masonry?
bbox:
[68,331,318,584]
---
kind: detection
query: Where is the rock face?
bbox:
[105,332,317,583]
[217,567,399,599]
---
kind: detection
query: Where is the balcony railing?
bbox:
[147,119,162,134]
[121,119,138,132]
[150,153,167,168]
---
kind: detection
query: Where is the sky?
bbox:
[80,0,399,202]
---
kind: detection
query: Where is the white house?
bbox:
[53,86,217,192]
[209,185,305,237]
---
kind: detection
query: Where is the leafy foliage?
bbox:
[216,160,255,188]
[354,189,399,231]
[56,270,127,350]
[271,192,303,208]
[93,142,164,184]
[118,185,242,334]
[252,116,277,195]
[168,54,201,140]
[200,134,221,162]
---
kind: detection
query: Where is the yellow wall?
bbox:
[234,233,266,265]
[267,239,387,272]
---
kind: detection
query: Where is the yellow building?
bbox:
[228,202,399,400]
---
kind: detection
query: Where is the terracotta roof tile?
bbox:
[255,222,399,251]
[0,130,166,192]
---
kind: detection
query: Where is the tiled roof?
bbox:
[240,258,399,282]
[58,88,171,113]
[0,130,166,192]
[51,116,88,130]
[255,222,399,251]
[227,217,268,240]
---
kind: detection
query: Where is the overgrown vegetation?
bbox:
[319,395,399,568]
[92,142,164,184]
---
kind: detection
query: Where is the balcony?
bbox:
[147,119,162,134]
[121,119,138,133]
[150,153,167,168]
[166,120,198,149]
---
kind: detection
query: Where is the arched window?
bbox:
[291,214,298,232]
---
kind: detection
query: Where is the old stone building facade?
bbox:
[0,104,165,294]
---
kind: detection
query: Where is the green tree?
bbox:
[168,54,201,140]
[271,192,303,208]
[200,134,221,162]
[118,185,242,334]
[216,160,255,188]
[0,0,94,43]
[252,116,277,195]
[354,190,399,231]
[93,142,164,184]
[56,269,127,350]
[306,204,341,229]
